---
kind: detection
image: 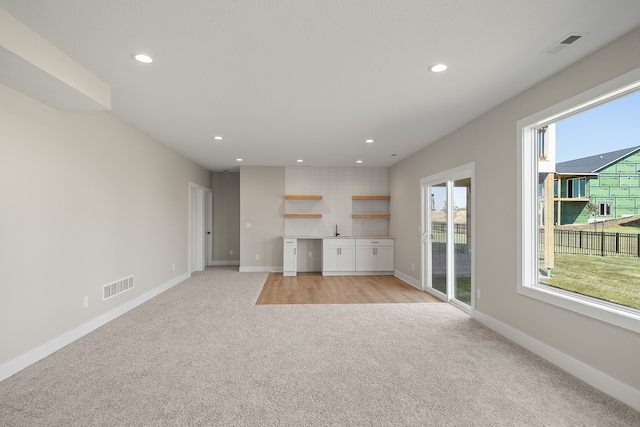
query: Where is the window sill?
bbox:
[518,282,640,334]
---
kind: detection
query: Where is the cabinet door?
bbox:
[323,247,339,272]
[355,247,375,271]
[339,246,356,271]
[284,247,297,272]
[283,239,297,275]
[374,246,394,271]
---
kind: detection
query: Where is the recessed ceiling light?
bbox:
[132,53,153,64]
[297,159,304,163]
[365,139,374,143]
[236,158,243,162]
[213,136,223,140]
[356,160,363,164]
[428,63,447,73]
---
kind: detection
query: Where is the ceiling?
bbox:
[2,1,640,172]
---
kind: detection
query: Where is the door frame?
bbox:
[420,162,475,314]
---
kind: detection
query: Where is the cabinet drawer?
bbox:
[356,239,394,247]
[323,238,355,247]
[283,239,297,247]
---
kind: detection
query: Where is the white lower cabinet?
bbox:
[322,239,355,274]
[355,239,394,272]
[283,238,297,276]
[321,238,394,275]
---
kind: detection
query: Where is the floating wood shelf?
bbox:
[284,194,323,200]
[284,213,323,218]
[352,214,391,219]
[352,195,390,200]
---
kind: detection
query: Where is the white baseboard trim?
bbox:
[0,272,189,383]
[474,310,640,412]
[210,260,240,266]
[239,266,280,273]
[322,271,393,276]
[394,270,421,290]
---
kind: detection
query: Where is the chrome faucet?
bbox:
[335,225,340,236]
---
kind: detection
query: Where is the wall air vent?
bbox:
[543,33,586,54]
[103,275,134,300]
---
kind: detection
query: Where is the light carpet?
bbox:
[0,266,638,426]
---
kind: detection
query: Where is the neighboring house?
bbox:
[554,145,640,224]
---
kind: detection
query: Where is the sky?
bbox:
[555,89,640,162]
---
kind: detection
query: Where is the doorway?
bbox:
[189,183,213,275]
[421,163,474,313]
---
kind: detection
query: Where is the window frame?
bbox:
[517,67,640,334]
[599,202,612,217]
[567,177,586,198]
[537,127,547,160]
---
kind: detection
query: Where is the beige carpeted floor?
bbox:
[1,266,638,426]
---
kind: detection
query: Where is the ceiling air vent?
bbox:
[543,33,586,54]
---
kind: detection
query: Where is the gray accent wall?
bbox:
[389,27,640,392]
[211,172,240,264]
[0,83,211,366]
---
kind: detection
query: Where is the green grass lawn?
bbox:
[455,276,471,304]
[541,253,640,310]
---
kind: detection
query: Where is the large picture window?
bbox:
[517,68,640,333]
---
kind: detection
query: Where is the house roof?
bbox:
[556,146,640,174]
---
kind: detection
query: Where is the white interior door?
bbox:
[205,189,213,266]
[189,183,212,274]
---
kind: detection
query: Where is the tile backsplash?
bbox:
[285,167,389,237]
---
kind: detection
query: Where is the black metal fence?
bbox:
[431,222,467,240]
[539,229,640,257]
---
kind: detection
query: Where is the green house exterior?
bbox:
[554,146,640,225]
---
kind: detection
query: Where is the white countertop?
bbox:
[283,236,393,239]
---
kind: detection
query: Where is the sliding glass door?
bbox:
[428,182,448,296]
[421,164,474,312]
[453,178,471,306]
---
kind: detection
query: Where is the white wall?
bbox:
[239,166,285,272]
[389,27,640,396]
[0,84,211,367]
[238,166,391,273]
[285,166,389,237]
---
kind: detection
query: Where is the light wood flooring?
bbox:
[256,273,442,305]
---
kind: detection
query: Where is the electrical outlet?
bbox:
[172,263,175,271]
[83,296,88,308]
[229,249,233,255]
[411,263,415,270]
[308,251,312,258]
[255,254,260,260]
[245,223,252,229]
[476,288,481,299]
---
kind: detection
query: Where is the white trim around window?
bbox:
[516,67,640,334]
[599,202,612,217]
